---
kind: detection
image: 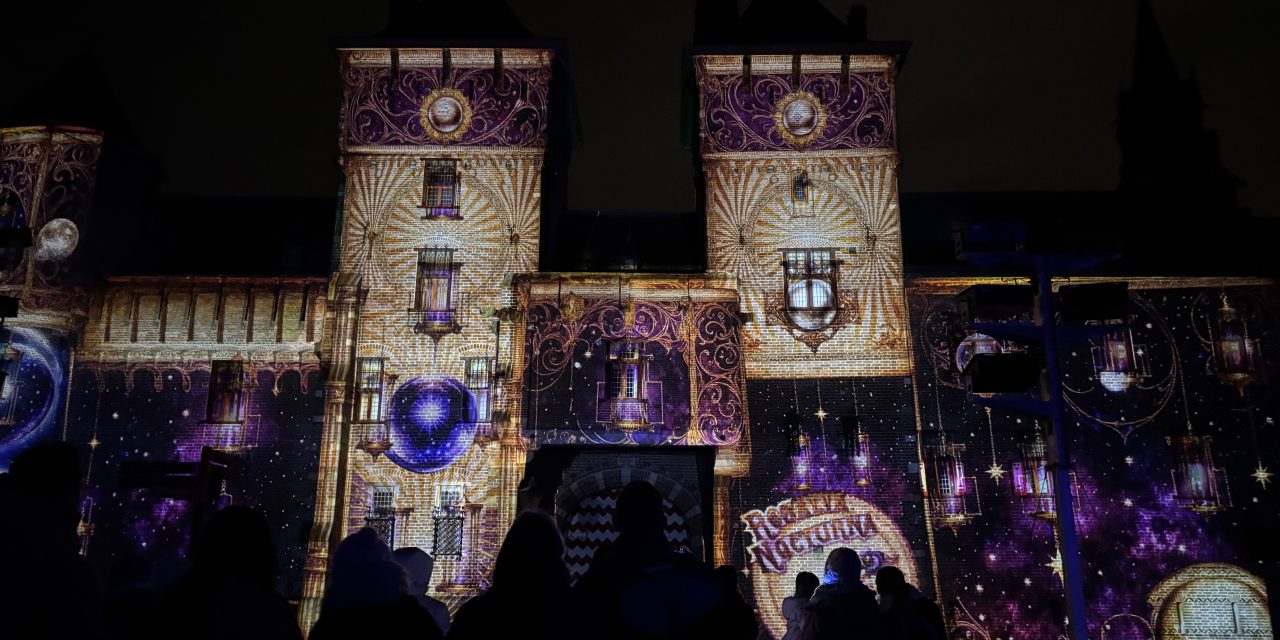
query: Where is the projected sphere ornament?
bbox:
[955,332,1001,373]
[783,99,818,135]
[385,375,477,474]
[420,88,472,143]
[774,91,827,148]
[35,217,80,262]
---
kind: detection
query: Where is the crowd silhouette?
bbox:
[0,443,948,640]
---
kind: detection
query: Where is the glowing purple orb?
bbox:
[385,375,477,474]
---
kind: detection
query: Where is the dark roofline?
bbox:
[329,37,567,53]
[689,41,911,71]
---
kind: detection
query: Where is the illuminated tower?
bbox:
[697,40,910,378]
[300,46,551,629]
[0,125,103,469]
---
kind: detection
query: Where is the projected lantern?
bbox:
[851,430,872,487]
[76,497,95,557]
[1211,294,1261,394]
[926,434,979,530]
[793,433,812,491]
[838,416,873,487]
[608,339,651,431]
[1093,324,1144,393]
[1171,430,1230,514]
[1012,426,1056,520]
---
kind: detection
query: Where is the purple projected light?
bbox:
[386,375,477,474]
[0,327,65,469]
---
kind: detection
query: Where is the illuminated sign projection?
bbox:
[742,492,917,639]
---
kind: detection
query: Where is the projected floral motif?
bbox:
[343,63,549,148]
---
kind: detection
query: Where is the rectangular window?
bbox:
[354,358,384,422]
[438,485,463,510]
[371,487,395,514]
[464,357,493,422]
[791,172,810,204]
[624,364,638,399]
[783,249,837,310]
[422,159,460,218]
[366,487,397,547]
[415,248,455,317]
[206,360,245,423]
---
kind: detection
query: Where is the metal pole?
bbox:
[1037,256,1089,640]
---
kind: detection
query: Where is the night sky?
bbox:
[3,0,1277,216]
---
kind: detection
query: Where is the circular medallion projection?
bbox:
[782,98,819,136]
[35,217,80,262]
[427,96,464,133]
[773,91,827,147]
[385,375,478,474]
[419,89,473,142]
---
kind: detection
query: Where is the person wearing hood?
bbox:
[393,547,452,635]
[874,567,945,640]
[310,528,442,640]
[799,548,888,640]
[781,571,819,640]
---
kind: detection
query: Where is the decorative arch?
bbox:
[553,464,705,579]
[1148,562,1272,639]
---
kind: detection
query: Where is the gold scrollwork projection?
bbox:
[706,155,908,376]
[1060,292,1178,442]
[763,288,859,353]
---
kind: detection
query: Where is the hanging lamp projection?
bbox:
[1170,370,1230,514]
[1012,422,1057,521]
[1210,292,1261,395]
[926,384,979,530]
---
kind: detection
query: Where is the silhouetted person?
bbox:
[799,548,888,640]
[781,571,819,640]
[875,567,945,640]
[0,443,101,640]
[713,565,759,640]
[574,480,722,639]
[103,553,161,640]
[311,527,441,640]
[161,506,302,640]
[448,510,572,640]
[393,546,451,634]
